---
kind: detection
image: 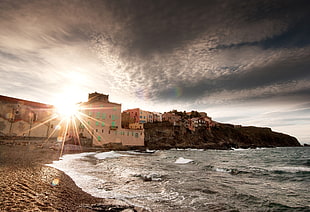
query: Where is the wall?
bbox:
[0,95,59,138]
[76,99,144,146]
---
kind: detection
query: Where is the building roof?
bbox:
[0,95,53,108]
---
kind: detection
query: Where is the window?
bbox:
[96,112,100,118]
[112,114,116,120]
[101,122,105,127]
[113,106,117,111]
[102,113,106,120]
[89,111,92,116]
[102,129,104,133]
[135,133,139,138]
[96,129,98,132]
[97,136,101,141]
[96,121,99,126]
[111,121,116,127]
[51,124,54,128]
[140,116,142,118]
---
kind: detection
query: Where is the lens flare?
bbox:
[175,86,183,97]
[51,178,60,186]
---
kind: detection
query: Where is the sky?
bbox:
[0,0,309,144]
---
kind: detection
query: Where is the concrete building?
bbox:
[145,111,153,123]
[76,93,144,146]
[153,112,163,122]
[123,108,140,123]
[188,117,206,131]
[0,95,59,138]
[123,108,150,124]
[139,110,148,123]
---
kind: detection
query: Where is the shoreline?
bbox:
[0,139,147,211]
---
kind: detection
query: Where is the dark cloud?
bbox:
[99,0,310,56]
[1,0,310,142]
[156,54,310,102]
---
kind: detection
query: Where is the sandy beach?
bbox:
[0,139,147,211]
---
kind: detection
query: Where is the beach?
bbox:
[0,139,146,211]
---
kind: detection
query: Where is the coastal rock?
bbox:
[144,122,301,150]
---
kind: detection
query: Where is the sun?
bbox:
[52,88,82,118]
[55,101,79,118]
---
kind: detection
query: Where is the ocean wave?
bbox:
[132,173,163,181]
[270,166,310,173]
[170,148,204,151]
[266,202,310,211]
[175,157,194,164]
[94,151,131,160]
[214,167,245,175]
[203,165,246,175]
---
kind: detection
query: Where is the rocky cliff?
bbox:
[144,122,301,150]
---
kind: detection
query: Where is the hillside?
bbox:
[144,122,301,150]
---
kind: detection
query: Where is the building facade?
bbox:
[153,112,163,122]
[162,112,181,124]
[76,93,144,146]
[123,108,140,123]
[0,95,59,138]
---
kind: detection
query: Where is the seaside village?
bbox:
[0,92,216,147]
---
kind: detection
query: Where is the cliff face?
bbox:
[144,122,301,150]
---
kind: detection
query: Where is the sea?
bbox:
[47,147,310,211]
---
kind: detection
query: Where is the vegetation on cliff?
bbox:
[144,122,300,150]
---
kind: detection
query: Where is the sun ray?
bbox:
[71,115,82,151]
[18,114,59,137]
[60,118,70,157]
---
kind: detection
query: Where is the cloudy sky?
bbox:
[1,0,309,144]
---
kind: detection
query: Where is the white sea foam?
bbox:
[94,151,130,159]
[46,151,136,200]
[272,166,310,173]
[215,168,231,173]
[175,157,193,164]
[185,148,205,151]
[146,149,157,153]
[232,148,250,151]
[170,148,204,151]
[46,152,108,197]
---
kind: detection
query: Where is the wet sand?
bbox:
[0,139,147,211]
